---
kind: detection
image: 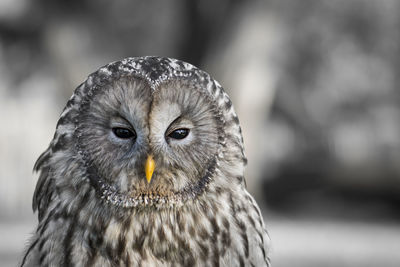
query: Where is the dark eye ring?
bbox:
[112,127,136,139]
[168,128,190,140]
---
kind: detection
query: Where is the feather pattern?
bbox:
[21,57,270,266]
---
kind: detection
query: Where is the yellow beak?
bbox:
[145,155,155,184]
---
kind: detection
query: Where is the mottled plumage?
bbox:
[21,57,270,266]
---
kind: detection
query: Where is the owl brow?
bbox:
[111,112,135,129]
[165,115,184,133]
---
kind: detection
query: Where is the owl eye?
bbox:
[168,128,190,140]
[112,127,136,139]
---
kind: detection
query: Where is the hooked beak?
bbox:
[145,155,155,184]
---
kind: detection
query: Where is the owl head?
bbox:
[34,57,247,212]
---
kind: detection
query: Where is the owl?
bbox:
[20,57,270,266]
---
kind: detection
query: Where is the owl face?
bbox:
[76,76,223,207]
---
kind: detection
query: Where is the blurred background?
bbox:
[1,0,400,266]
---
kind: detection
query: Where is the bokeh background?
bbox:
[1,0,400,266]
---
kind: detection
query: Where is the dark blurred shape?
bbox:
[179,0,240,66]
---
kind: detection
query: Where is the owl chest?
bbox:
[77,210,234,267]
[101,218,225,266]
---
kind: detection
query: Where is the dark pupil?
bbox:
[168,128,189,139]
[112,128,135,139]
